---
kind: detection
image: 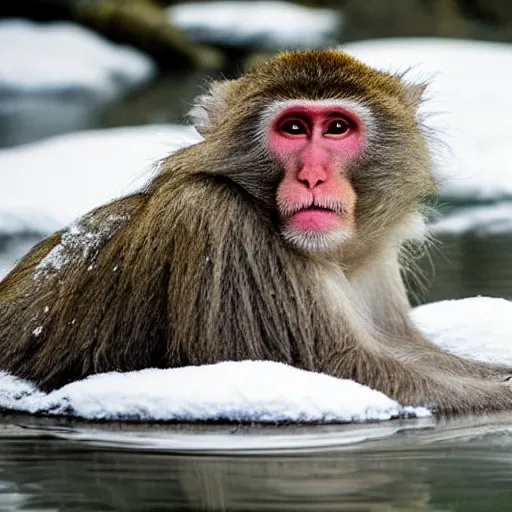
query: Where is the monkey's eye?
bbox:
[279,119,308,136]
[325,118,351,135]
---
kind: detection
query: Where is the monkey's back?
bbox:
[0,170,342,391]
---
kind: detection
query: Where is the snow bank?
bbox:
[168,1,339,49]
[342,39,512,203]
[0,296,510,423]
[0,361,425,423]
[411,297,512,366]
[0,125,201,235]
[0,19,156,98]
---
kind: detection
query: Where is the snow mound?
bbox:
[0,361,424,423]
[168,1,339,49]
[342,39,512,202]
[0,19,156,98]
[0,125,201,235]
[412,297,512,366]
[0,297,510,423]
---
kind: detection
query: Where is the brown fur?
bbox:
[1,50,511,414]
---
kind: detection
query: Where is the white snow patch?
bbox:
[0,361,426,423]
[168,1,339,49]
[412,297,512,367]
[0,125,202,236]
[0,19,156,98]
[0,297,510,423]
[341,39,512,202]
[33,214,128,280]
[431,203,512,236]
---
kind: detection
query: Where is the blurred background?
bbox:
[1,0,512,303]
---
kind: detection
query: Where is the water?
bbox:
[2,72,512,512]
[419,233,512,303]
[2,415,512,511]
[0,71,209,149]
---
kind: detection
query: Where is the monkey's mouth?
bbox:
[288,205,344,232]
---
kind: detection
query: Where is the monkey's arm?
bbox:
[326,340,512,414]
[348,252,512,380]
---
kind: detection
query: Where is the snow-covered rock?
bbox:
[342,39,512,203]
[0,124,201,278]
[0,19,156,99]
[168,1,339,49]
[0,296,510,423]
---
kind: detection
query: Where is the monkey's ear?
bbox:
[403,83,426,109]
[188,80,236,137]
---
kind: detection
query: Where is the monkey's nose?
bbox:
[297,167,327,189]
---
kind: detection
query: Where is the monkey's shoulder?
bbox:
[0,194,146,297]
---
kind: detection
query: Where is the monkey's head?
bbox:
[190,50,437,258]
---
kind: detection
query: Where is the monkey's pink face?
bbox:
[267,102,362,252]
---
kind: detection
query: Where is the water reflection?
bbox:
[0,71,211,149]
[1,418,512,511]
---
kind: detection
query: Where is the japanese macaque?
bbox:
[0,50,511,415]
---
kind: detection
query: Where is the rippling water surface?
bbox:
[2,415,512,511]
